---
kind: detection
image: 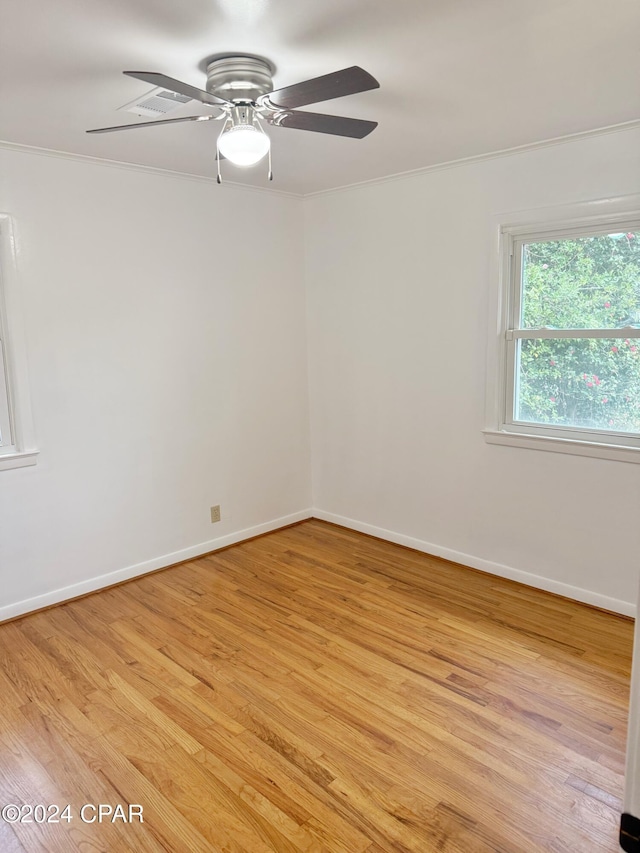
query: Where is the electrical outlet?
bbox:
[210,505,221,523]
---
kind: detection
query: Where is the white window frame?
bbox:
[0,214,38,471]
[484,195,640,464]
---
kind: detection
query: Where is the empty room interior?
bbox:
[1,1,640,851]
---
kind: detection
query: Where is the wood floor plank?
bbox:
[0,519,632,851]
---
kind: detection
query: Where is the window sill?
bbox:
[483,429,640,464]
[0,450,39,471]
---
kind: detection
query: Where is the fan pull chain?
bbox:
[255,116,273,182]
[216,117,231,184]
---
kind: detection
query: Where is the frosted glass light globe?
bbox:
[218,125,270,166]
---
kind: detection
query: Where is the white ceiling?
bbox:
[1,0,639,195]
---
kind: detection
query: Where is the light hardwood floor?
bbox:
[0,519,633,852]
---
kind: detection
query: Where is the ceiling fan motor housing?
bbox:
[206,56,275,104]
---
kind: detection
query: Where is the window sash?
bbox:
[504,333,640,442]
[507,328,640,340]
[509,226,640,333]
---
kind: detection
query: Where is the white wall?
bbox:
[1,127,639,620]
[0,147,311,618]
[305,126,640,614]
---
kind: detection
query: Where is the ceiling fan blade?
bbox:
[123,71,231,108]
[264,66,379,110]
[271,110,377,139]
[86,115,216,134]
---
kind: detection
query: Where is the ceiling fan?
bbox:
[87,55,379,182]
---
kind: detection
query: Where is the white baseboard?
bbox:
[0,509,313,623]
[312,509,636,618]
[4,506,633,622]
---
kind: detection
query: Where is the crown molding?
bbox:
[2,119,639,200]
[304,119,640,200]
[0,139,303,200]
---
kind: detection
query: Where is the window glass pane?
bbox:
[520,232,640,330]
[515,338,640,433]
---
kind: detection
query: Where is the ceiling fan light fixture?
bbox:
[88,61,380,183]
[218,123,270,166]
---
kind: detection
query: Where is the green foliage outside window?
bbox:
[516,232,640,433]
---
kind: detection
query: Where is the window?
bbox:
[485,204,640,463]
[0,214,37,471]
